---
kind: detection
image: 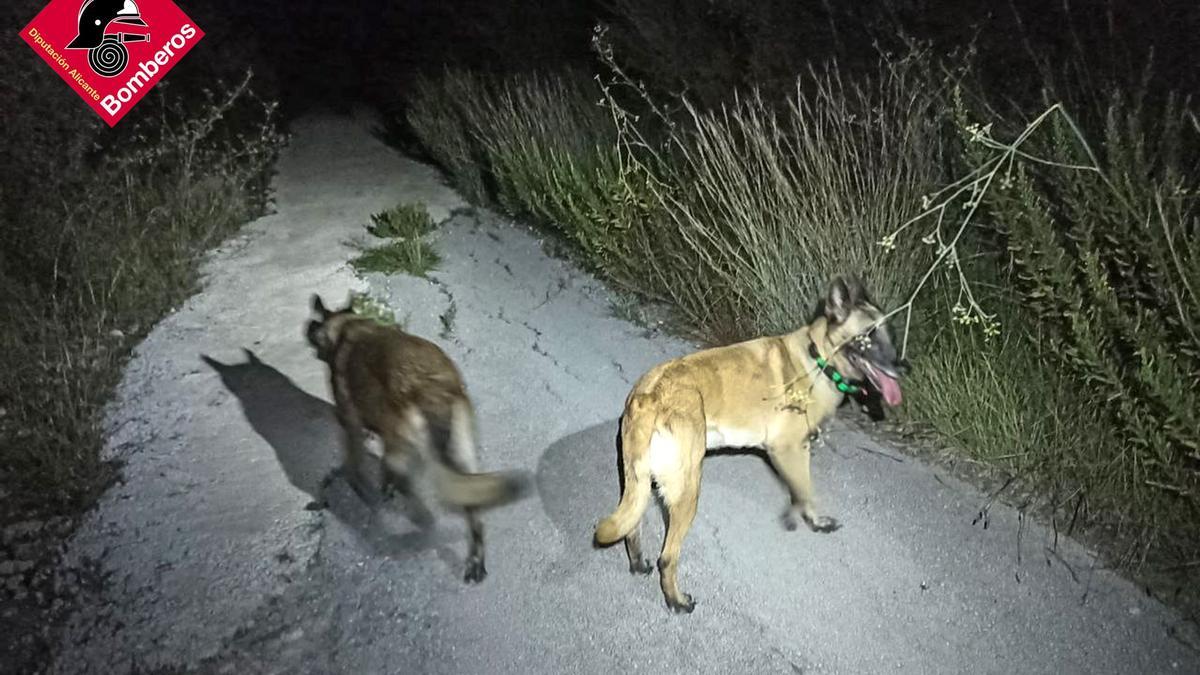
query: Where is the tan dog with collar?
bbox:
[594,275,905,612]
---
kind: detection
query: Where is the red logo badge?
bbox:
[19,0,204,126]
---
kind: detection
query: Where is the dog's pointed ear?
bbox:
[200,354,226,372]
[243,348,262,365]
[305,319,323,348]
[311,294,330,318]
[847,272,879,311]
[845,273,867,302]
[825,276,856,324]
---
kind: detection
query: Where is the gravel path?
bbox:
[52,110,1199,674]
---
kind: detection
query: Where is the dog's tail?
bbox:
[594,404,655,546]
[423,400,529,510]
[431,464,528,509]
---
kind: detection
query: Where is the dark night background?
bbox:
[240,0,1197,115]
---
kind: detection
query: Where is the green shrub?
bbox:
[366,202,435,238]
[406,72,492,203]
[405,70,645,275]
[611,60,952,341]
[466,73,630,264]
[352,203,440,277]
[972,93,1200,545]
[904,290,1122,490]
[352,241,441,277]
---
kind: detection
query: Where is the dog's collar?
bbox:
[808,342,865,395]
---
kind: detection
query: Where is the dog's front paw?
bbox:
[464,558,487,584]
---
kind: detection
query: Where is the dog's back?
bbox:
[334,320,463,435]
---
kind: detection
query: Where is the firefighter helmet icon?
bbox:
[65,0,150,78]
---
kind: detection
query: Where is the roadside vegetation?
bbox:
[0,73,283,517]
[398,1,1199,612]
[351,202,441,277]
[0,0,285,666]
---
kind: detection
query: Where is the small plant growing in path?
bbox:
[349,292,399,326]
[609,290,651,328]
[352,202,441,277]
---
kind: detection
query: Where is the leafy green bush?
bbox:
[903,288,1121,487]
[972,93,1200,545]
[887,84,1200,576]
[405,70,646,274]
[352,203,440,277]
[466,73,631,264]
[366,202,435,238]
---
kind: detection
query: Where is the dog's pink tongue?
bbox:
[876,373,903,406]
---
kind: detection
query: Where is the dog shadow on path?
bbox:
[201,350,462,566]
[537,419,786,578]
[537,421,624,557]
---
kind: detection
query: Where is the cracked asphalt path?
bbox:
[52,110,1199,674]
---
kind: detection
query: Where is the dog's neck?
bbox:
[793,318,843,365]
[784,317,854,395]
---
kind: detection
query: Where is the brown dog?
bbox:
[594,275,905,612]
[306,294,526,582]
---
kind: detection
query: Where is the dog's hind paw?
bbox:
[808,515,841,533]
[781,511,801,531]
[666,594,696,614]
[629,558,654,575]
[464,559,487,584]
[339,470,380,505]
